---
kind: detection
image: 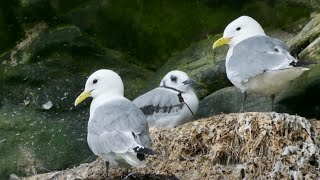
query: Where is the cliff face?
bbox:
[22,113,320,180]
[1,1,320,178]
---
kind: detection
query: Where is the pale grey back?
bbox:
[88,98,151,155]
[228,35,295,82]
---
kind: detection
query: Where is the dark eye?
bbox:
[274,48,279,52]
[170,75,177,82]
[236,27,241,31]
[93,79,98,84]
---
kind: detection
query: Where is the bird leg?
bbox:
[105,161,109,179]
[240,92,247,112]
[270,94,275,111]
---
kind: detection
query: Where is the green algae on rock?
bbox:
[0,0,317,178]
[143,36,231,100]
[0,23,152,178]
[0,104,92,178]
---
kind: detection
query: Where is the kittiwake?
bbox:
[74,69,154,178]
[212,16,310,111]
[133,70,199,128]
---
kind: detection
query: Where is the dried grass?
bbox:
[23,112,320,180]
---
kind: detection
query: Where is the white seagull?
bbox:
[133,70,199,128]
[74,69,154,178]
[213,16,310,111]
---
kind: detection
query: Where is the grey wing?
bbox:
[229,35,297,82]
[133,88,184,124]
[88,98,151,155]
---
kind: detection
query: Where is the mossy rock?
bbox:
[288,13,320,54]
[197,13,320,119]
[276,0,320,10]
[241,0,310,28]
[1,24,153,109]
[0,1,24,55]
[141,35,231,100]
[0,24,153,178]
[0,104,92,179]
[299,35,320,62]
[6,0,311,71]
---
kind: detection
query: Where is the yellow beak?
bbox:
[74,91,91,106]
[212,37,231,49]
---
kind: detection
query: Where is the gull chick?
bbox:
[74,69,154,178]
[133,70,199,128]
[213,16,309,111]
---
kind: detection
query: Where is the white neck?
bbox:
[182,90,199,113]
[229,32,266,47]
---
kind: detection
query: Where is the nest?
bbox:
[23,113,320,180]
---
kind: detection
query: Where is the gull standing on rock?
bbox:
[133,70,199,128]
[74,69,154,178]
[212,16,310,111]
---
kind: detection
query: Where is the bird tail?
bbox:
[290,60,317,67]
[120,153,147,167]
[133,146,155,155]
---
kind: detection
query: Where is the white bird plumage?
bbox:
[213,16,309,111]
[133,70,199,128]
[74,69,154,177]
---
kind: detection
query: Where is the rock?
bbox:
[21,158,178,180]
[41,100,53,110]
[299,36,320,62]
[144,36,231,100]
[0,104,92,179]
[276,65,320,118]
[0,1,23,54]
[240,0,310,28]
[288,13,320,54]
[1,23,153,109]
[197,67,320,119]
[26,0,308,70]
[0,23,152,178]
[142,9,311,100]
[0,1,317,178]
[196,87,271,118]
[21,113,320,179]
[276,0,320,10]
[196,13,320,119]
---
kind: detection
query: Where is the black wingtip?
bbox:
[133,146,155,155]
[136,153,146,161]
[290,60,317,67]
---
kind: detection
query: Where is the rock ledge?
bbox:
[23,113,320,180]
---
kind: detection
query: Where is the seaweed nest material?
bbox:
[22,112,320,179]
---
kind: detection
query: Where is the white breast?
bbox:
[243,68,308,95]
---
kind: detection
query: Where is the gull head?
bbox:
[159,70,196,92]
[74,69,124,106]
[213,16,266,49]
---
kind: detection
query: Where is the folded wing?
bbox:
[88,99,151,155]
[133,88,184,126]
[228,35,298,83]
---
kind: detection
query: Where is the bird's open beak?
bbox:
[74,91,91,106]
[183,78,197,85]
[212,37,231,49]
